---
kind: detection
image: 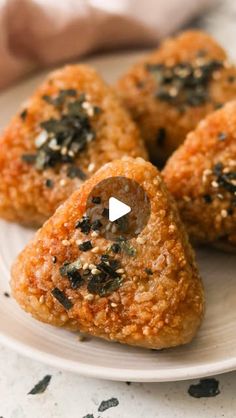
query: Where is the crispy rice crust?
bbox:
[116,30,236,163]
[163,101,236,250]
[0,65,147,227]
[11,157,204,349]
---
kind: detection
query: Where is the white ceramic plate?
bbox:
[0,52,236,382]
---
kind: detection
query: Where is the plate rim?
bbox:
[1,330,236,382]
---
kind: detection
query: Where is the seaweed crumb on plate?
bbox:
[188,378,220,398]
[98,397,119,412]
[28,375,52,395]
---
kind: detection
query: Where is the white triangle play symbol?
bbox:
[108,197,131,222]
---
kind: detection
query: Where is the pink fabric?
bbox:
[0,0,215,90]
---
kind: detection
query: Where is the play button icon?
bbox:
[86,176,150,240]
[109,197,131,222]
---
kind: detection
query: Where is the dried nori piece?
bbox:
[28,375,52,395]
[91,219,102,231]
[21,154,36,164]
[110,243,121,254]
[75,216,91,234]
[20,109,28,120]
[88,274,122,297]
[79,241,93,252]
[67,269,84,290]
[217,132,227,141]
[82,415,94,418]
[96,261,119,278]
[45,178,54,188]
[67,165,87,180]
[119,239,137,257]
[59,259,84,289]
[147,59,223,109]
[23,92,100,172]
[91,196,101,204]
[98,397,119,412]
[102,208,109,218]
[188,378,220,398]
[51,288,73,310]
[203,194,212,204]
[213,162,236,194]
[145,268,153,275]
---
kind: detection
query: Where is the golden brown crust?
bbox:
[11,157,204,349]
[116,30,236,163]
[0,65,147,227]
[163,101,236,250]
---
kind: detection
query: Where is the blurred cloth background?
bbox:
[0,0,216,90]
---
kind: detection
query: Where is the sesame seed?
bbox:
[39,295,45,304]
[111,302,117,307]
[88,163,95,172]
[83,263,89,270]
[91,246,99,253]
[60,179,67,187]
[89,264,96,270]
[61,147,68,156]
[91,268,100,275]
[116,268,124,274]
[137,236,146,244]
[62,239,70,246]
[85,294,94,301]
[91,231,99,237]
[211,181,219,188]
[221,209,228,218]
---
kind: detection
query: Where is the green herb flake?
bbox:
[28,375,52,395]
[119,239,137,257]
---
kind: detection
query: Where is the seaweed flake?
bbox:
[51,288,73,310]
[28,375,52,395]
[188,378,220,398]
[67,165,87,180]
[98,397,119,412]
[22,91,100,174]
[147,59,223,109]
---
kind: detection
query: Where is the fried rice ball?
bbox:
[163,101,236,251]
[116,30,236,164]
[0,65,147,228]
[11,157,204,350]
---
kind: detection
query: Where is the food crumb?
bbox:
[28,375,52,395]
[98,397,119,412]
[188,378,220,398]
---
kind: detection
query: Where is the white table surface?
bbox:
[1,1,236,417]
